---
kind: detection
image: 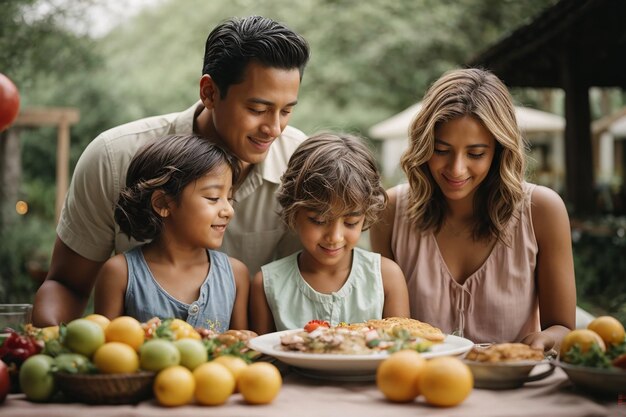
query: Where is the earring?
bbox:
[159,208,169,218]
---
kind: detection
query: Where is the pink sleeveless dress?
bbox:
[391,182,540,343]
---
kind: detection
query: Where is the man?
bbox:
[32,16,310,326]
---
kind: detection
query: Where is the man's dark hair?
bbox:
[203,15,310,98]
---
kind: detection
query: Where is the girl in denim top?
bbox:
[94,134,249,332]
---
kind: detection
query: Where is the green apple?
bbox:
[139,339,180,371]
[19,354,56,402]
[173,338,208,370]
[54,353,93,374]
[63,319,105,357]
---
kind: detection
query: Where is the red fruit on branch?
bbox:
[0,73,20,132]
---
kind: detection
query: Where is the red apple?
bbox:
[0,73,20,132]
[0,359,8,403]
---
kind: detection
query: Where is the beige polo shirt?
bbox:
[58,101,305,275]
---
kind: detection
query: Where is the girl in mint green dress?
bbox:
[250,133,410,334]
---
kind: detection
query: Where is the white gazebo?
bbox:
[369,102,565,190]
[592,107,626,187]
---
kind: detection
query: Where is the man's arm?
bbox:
[32,236,104,326]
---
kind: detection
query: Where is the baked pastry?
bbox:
[341,317,445,343]
[465,342,544,362]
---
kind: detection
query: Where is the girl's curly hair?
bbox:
[278,132,387,231]
[115,134,240,242]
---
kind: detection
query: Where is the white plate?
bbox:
[248,329,474,380]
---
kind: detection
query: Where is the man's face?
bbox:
[202,61,301,166]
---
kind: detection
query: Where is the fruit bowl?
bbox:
[555,359,626,397]
[55,371,156,404]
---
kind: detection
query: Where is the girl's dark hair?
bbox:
[203,15,310,98]
[278,132,387,231]
[115,134,240,242]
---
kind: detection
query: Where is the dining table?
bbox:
[2,363,624,417]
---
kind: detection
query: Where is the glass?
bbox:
[0,304,33,334]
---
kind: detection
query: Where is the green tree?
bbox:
[0,0,113,302]
[92,0,557,135]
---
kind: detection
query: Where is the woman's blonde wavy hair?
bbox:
[400,68,526,243]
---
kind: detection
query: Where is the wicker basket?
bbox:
[55,371,156,404]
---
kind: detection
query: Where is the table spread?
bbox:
[2,367,624,417]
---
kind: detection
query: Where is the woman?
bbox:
[370,68,576,350]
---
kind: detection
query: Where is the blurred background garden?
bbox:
[1,0,625,322]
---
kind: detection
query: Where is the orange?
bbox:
[419,356,473,407]
[587,316,625,346]
[93,342,139,374]
[237,362,282,405]
[560,329,606,358]
[212,355,248,392]
[376,350,425,402]
[169,319,201,340]
[40,325,59,341]
[153,365,195,407]
[213,355,248,380]
[84,314,111,330]
[193,362,235,405]
[105,316,145,351]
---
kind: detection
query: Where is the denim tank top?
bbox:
[262,247,385,331]
[124,246,235,332]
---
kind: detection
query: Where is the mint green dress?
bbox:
[261,247,384,331]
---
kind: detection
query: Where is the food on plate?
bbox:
[465,343,544,362]
[304,319,330,333]
[341,317,445,343]
[280,317,443,355]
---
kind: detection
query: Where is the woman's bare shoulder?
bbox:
[529,184,570,239]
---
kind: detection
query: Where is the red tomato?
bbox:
[0,73,20,132]
[304,320,330,333]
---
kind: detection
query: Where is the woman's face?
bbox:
[427,115,496,204]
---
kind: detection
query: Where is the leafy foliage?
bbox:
[0,215,56,303]
[93,0,558,134]
[562,344,613,369]
[572,217,626,323]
